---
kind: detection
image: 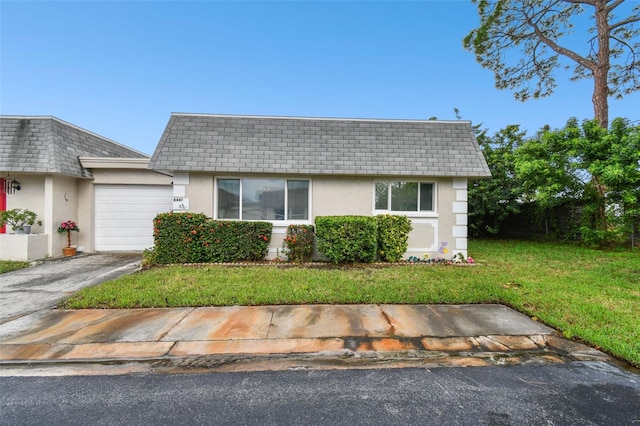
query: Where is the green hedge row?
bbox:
[314,215,412,263]
[150,213,411,265]
[152,213,272,264]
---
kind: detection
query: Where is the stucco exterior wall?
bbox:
[77,180,94,253]
[174,173,468,260]
[312,177,372,217]
[90,169,172,185]
[184,173,214,216]
[50,175,80,256]
[0,234,49,261]
[4,174,46,234]
[1,174,84,258]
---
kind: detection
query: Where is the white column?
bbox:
[452,178,468,257]
[44,176,54,257]
[172,173,190,211]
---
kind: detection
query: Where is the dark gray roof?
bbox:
[149,114,491,177]
[0,116,147,177]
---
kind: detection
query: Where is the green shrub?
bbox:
[153,212,209,264]
[200,220,272,262]
[315,216,377,263]
[376,215,412,262]
[283,224,315,263]
[152,213,272,264]
[141,248,157,268]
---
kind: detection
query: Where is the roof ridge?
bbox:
[170,112,470,125]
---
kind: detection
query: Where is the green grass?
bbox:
[59,240,640,367]
[0,260,29,274]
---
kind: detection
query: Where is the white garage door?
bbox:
[95,185,173,251]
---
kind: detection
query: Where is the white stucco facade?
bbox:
[0,159,172,260]
[167,173,469,260]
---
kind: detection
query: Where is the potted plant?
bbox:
[0,208,38,234]
[57,220,80,256]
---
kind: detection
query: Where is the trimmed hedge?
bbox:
[153,212,208,264]
[152,212,412,265]
[201,220,272,262]
[315,216,378,263]
[376,214,413,262]
[152,213,272,264]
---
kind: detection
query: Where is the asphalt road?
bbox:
[2,362,639,425]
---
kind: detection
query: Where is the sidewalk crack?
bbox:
[158,307,195,342]
[265,309,275,339]
[380,306,396,336]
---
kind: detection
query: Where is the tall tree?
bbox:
[464,0,640,128]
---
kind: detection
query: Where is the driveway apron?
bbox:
[0,253,141,324]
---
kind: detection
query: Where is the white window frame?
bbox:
[215,177,312,225]
[373,181,438,217]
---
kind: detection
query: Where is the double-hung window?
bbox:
[217,178,309,221]
[374,181,435,214]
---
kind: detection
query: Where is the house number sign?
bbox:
[173,197,189,211]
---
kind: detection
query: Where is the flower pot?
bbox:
[62,247,77,257]
[15,225,31,234]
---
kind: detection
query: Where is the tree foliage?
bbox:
[464,0,640,128]
[513,117,639,246]
[468,125,525,236]
[470,117,638,247]
[515,118,585,209]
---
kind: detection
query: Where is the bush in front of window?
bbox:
[152,212,272,264]
[376,215,413,262]
[315,216,378,264]
[282,224,315,263]
[201,220,272,262]
[153,212,210,264]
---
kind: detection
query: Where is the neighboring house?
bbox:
[149,113,491,259]
[0,116,172,260]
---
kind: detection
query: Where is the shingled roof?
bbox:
[0,116,147,178]
[149,113,490,177]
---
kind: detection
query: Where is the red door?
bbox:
[0,178,6,233]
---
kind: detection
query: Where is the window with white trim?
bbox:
[217,178,309,221]
[374,181,435,213]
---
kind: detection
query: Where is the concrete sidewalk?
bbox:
[0,304,613,374]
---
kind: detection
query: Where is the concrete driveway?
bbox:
[0,253,141,324]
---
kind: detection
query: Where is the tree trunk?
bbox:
[590,0,610,234]
[592,176,607,232]
[593,0,610,129]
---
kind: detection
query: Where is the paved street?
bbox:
[2,362,639,425]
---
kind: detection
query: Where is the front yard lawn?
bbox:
[0,260,29,274]
[59,240,640,367]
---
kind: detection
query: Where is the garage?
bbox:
[95,184,173,251]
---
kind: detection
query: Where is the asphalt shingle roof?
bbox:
[0,116,147,178]
[149,113,491,177]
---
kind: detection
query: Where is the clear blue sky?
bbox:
[1,1,638,155]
